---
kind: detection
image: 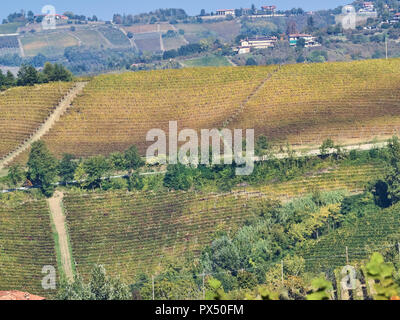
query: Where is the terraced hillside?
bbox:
[0,82,76,160]
[299,202,400,273]
[41,66,276,157]
[229,59,400,149]
[8,59,392,160]
[0,197,57,297]
[0,35,20,55]
[63,191,265,280]
[247,162,385,200]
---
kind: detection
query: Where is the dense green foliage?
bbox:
[27,141,59,197]
[0,62,73,90]
[57,265,131,300]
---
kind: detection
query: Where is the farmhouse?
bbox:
[261,5,277,15]
[215,9,235,16]
[34,14,69,20]
[289,33,321,47]
[362,2,375,12]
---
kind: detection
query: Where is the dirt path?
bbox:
[48,191,74,281]
[222,65,281,128]
[17,37,25,57]
[0,81,87,171]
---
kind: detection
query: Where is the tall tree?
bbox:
[17,64,39,86]
[27,141,58,197]
[124,145,144,173]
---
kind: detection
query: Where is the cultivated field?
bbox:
[0,196,57,297]
[63,190,264,279]
[40,66,275,157]
[229,59,400,149]
[20,31,79,56]
[0,82,76,159]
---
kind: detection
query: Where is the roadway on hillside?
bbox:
[0,81,88,171]
[48,191,74,281]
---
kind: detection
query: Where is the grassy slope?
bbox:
[182,55,232,67]
[0,22,24,34]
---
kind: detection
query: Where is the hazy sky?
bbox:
[1,0,349,21]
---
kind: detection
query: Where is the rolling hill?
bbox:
[8,58,398,162]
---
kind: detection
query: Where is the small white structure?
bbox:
[237,46,251,54]
[216,9,235,16]
[241,36,278,49]
[289,34,321,47]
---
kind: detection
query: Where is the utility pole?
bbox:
[152,275,155,300]
[281,260,284,285]
[398,242,400,262]
[385,35,388,60]
[202,273,206,300]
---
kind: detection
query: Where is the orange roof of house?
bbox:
[0,291,45,300]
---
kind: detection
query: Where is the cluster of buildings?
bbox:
[215,5,278,17]
[359,2,375,13]
[235,33,320,54]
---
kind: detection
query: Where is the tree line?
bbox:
[0,62,73,90]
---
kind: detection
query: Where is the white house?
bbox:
[289,34,321,47]
[241,36,278,49]
[216,9,235,16]
[261,5,277,15]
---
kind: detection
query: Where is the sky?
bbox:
[1,0,349,22]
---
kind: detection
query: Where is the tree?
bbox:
[128,172,144,191]
[27,141,58,197]
[296,38,306,49]
[57,265,131,300]
[384,136,400,204]
[59,154,78,183]
[109,152,127,171]
[163,163,193,190]
[319,138,335,157]
[7,164,25,187]
[17,64,39,86]
[82,156,110,189]
[245,57,257,66]
[124,145,144,173]
[200,9,206,16]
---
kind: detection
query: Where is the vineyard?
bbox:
[299,202,400,273]
[0,82,76,160]
[0,197,57,297]
[246,162,385,200]
[0,36,20,55]
[40,66,275,158]
[0,59,386,160]
[229,59,400,149]
[63,190,265,280]
[98,27,131,47]
[20,32,79,57]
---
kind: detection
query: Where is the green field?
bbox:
[182,55,232,67]
[0,22,24,34]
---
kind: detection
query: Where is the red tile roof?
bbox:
[0,291,45,300]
